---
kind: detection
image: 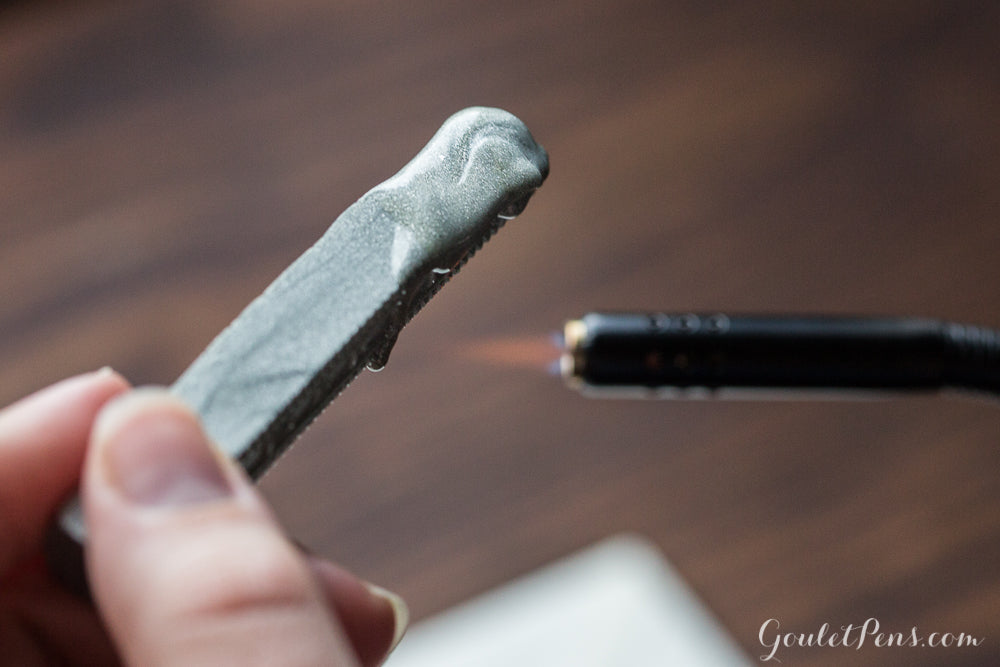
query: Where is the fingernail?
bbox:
[95,388,232,507]
[364,582,409,653]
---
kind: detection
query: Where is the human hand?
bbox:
[0,369,406,666]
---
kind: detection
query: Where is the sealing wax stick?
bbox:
[47,107,549,597]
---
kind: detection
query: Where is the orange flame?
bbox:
[455,335,562,371]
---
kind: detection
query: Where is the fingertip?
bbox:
[91,366,131,394]
[0,367,130,430]
[307,557,408,666]
[82,392,360,665]
[86,387,234,509]
[0,368,131,574]
[362,582,409,654]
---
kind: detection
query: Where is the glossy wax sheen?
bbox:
[171,107,548,476]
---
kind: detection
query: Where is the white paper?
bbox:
[385,535,751,667]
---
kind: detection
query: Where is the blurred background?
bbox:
[2,2,998,665]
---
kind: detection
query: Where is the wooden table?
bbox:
[2,2,998,665]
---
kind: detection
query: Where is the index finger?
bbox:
[0,369,129,575]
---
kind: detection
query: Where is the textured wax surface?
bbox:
[53,107,547,554]
[170,106,548,476]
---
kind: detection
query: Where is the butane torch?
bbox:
[560,313,1000,399]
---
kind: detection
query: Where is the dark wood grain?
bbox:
[2,2,998,665]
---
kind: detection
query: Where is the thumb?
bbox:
[82,388,397,667]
